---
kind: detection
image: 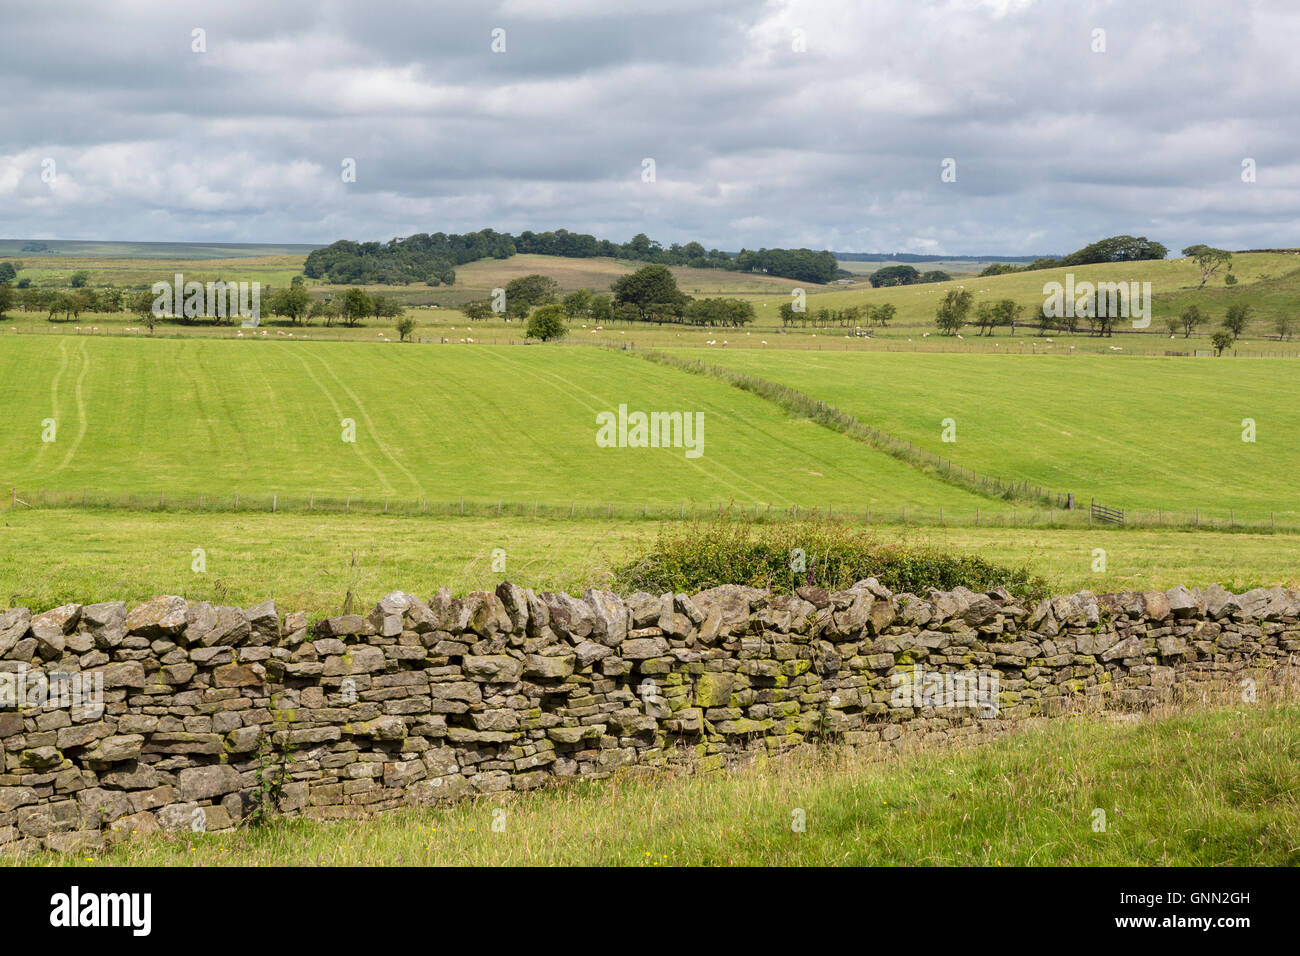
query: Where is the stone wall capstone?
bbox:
[2,580,1296,854]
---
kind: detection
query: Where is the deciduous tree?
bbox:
[935,289,973,335]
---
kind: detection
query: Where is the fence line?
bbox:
[3,487,1295,533]
[10,323,1300,358]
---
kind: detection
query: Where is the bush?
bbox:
[396,315,417,341]
[526,304,568,341]
[612,518,1048,601]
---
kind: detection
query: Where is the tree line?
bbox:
[457,265,758,338]
[777,302,897,328]
[977,235,1170,276]
[303,229,839,286]
[868,265,952,287]
[0,275,422,337]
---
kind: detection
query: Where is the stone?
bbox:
[523,655,575,679]
[463,655,524,683]
[367,591,421,638]
[796,585,831,608]
[178,764,242,801]
[574,641,613,667]
[695,672,735,707]
[243,599,280,644]
[84,735,145,763]
[157,802,204,832]
[470,710,519,732]
[322,645,386,676]
[30,604,80,657]
[348,716,407,740]
[126,596,188,637]
[585,589,628,647]
[213,663,265,687]
[315,614,367,638]
[624,592,662,628]
[20,747,63,771]
[1101,636,1144,662]
[495,582,530,632]
[1143,590,1172,622]
[102,661,146,688]
[544,592,595,640]
[621,638,669,660]
[0,609,31,656]
[1166,585,1201,619]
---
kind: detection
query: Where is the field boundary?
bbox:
[3,582,1297,855]
[2,487,1293,533]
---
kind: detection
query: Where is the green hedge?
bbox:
[614,518,1048,602]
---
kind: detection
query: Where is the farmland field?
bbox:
[0,336,1007,514]
[4,245,1299,610]
[696,349,1300,520]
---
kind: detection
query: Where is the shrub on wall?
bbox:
[613,518,1048,601]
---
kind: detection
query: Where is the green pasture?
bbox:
[0,337,1007,514]
[698,349,1300,519]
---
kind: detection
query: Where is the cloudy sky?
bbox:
[1,0,1296,255]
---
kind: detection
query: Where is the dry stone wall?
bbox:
[2,580,1297,854]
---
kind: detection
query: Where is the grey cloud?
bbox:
[1,0,1295,253]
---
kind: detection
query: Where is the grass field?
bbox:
[8,250,1300,357]
[697,349,1300,519]
[0,337,1009,514]
[767,251,1300,325]
[3,509,1296,615]
[4,247,1298,621]
[27,699,1298,866]
[454,253,806,296]
[6,254,309,291]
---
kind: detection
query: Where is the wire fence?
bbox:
[9,322,1300,358]
[4,487,1295,533]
